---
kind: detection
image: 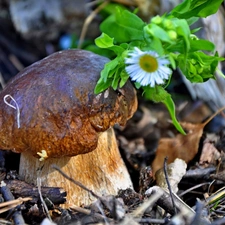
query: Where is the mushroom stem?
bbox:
[19,127,133,207]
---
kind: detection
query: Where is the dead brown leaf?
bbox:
[199,141,220,167]
[152,106,225,176]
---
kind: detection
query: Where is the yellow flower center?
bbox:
[139,54,158,72]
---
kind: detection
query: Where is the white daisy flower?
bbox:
[125,47,172,87]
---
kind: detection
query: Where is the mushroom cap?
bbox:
[0,50,137,158]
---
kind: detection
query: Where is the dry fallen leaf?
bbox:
[152,107,225,176]
[199,140,220,167]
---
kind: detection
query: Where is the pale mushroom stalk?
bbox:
[19,128,132,207]
[0,50,137,208]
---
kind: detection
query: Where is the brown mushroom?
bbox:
[0,49,137,207]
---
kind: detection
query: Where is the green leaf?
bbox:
[168,53,177,69]
[161,18,191,56]
[100,2,127,16]
[217,68,225,79]
[143,86,185,134]
[142,31,164,55]
[177,52,224,83]
[191,27,201,34]
[120,43,129,49]
[190,39,215,52]
[94,77,112,94]
[112,66,123,90]
[94,54,125,93]
[186,17,199,25]
[119,70,129,87]
[95,33,125,54]
[134,82,141,89]
[173,19,191,53]
[162,96,186,135]
[145,23,174,44]
[171,0,223,19]
[170,0,192,16]
[95,33,115,48]
[100,8,145,43]
[143,86,170,103]
[112,75,120,90]
[165,40,188,54]
[101,58,119,82]
[84,44,115,59]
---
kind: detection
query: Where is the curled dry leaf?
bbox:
[152,122,205,176]
[155,158,187,193]
[152,106,225,176]
[199,141,220,167]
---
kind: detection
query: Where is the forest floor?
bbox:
[1,1,225,224]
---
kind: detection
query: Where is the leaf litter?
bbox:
[1,103,225,225]
[152,106,225,176]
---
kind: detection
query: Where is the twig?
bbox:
[37,173,52,222]
[179,182,211,198]
[0,219,12,224]
[9,54,24,72]
[183,167,216,179]
[134,217,167,224]
[190,200,209,225]
[5,179,66,205]
[120,188,164,225]
[1,183,26,225]
[0,72,6,89]
[77,0,110,49]
[132,189,163,217]
[71,205,113,222]
[146,186,195,217]
[205,186,225,207]
[0,197,32,214]
[95,200,110,225]
[85,0,104,7]
[163,157,177,214]
[52,165,101,200]
[53,165,110,223]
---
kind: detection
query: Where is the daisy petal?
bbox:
[125,47,171,87]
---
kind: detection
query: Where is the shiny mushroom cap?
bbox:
[0,50,137,158]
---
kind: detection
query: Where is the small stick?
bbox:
[0,197,32,214]
[0,219,12,224]
[95,200,109,225]
[134,217,167,224]
[163,157,177,215]
[37,174,52,222]
[85,0,104,7]
[1,184,25,225]
[179,182,211,198]
[52,165,110,222]
[71,205,113,222]
[147,186,195,219]
[77,0,110,49]
[120,189,163,225]
[52,165,102,200]
[0,72,6,89]
[201,105,225,127]
[4,179,66,205]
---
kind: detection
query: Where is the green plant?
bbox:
[94,0,224,134]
